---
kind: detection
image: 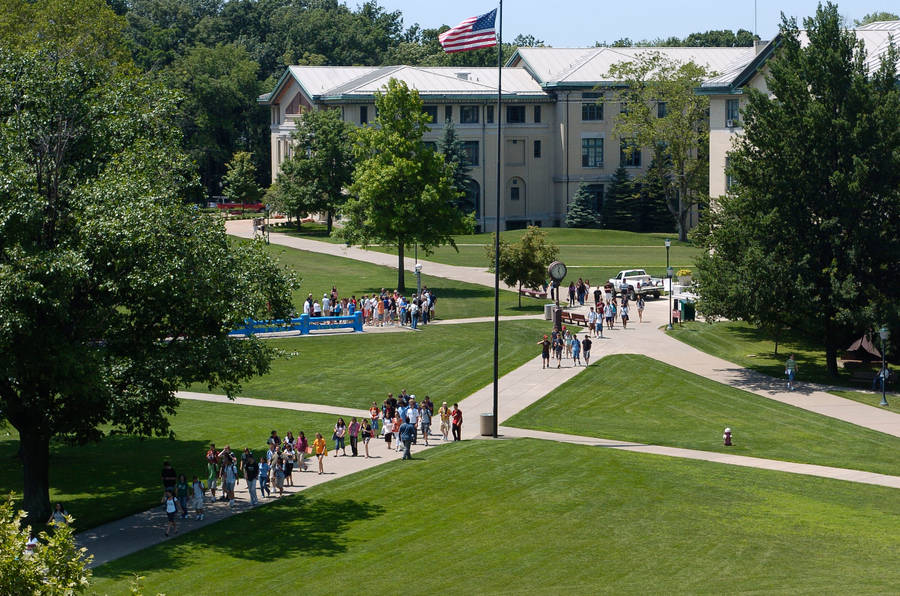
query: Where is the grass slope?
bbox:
[505,354,900,476]
[92,439,900,594]
[191,320,553,408]
[0,401,340,531]
[262,243,545,318]
[667,320,885,388]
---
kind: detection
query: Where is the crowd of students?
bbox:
[300,285,437,329]
[158,390,462,536]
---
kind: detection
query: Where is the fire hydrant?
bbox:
[723,427,733,446]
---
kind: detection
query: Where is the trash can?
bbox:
[480,413,495,436]
[544,303,554,320]
[682,300,696,321]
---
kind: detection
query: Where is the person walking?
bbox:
[283,444,295,486]
[190,476,205,520]
[785,354,798,391]
[273,456,285,496]
[313,432,327,474]
[244,454,259,506]
[636,296,645,322]
[538,335,551,368]
[553,332,564,368]
[222,454,238,508]
[258,454,271,498]
[348,417,361,456]
[47,503,69,526]
[451,403,463,441]
[399,417,416,460]
[205,444,218,501]
[361,420,373,458]
[582,335,592,366]
[161,490,181,537]
[571,333,581,366]
[175,474,189,519]
[420,404,432,446]
[621,303,629,329]
[333,418,347,456]
[439,401,451,441]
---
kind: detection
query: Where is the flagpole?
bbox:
[492,0,502,438]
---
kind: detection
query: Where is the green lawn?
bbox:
[0,401,340,531]
[191,320,555,408]
[667,320,877,388]
[505,354,900,476]
[262,243,546,318]
[92,439,900,594]
[830,390,898,412]
[270,221,345,244]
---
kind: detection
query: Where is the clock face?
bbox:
[548,261,567,281]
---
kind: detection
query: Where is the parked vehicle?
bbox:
[608,269,663,300]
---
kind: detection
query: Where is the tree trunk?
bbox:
[397,242,406,292]
[20,430,52,527]
[326,211,333,235]
[296,212,302,231]
[518,282,522,308]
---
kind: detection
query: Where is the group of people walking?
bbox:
[158,390,463,536]
[300,285,437,329]
[539,327,593,368]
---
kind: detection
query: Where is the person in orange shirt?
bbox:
[313,432,328,475]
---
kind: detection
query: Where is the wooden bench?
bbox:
[561,312,588,327]
[519,287,548,300]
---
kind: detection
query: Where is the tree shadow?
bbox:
[92,494,385,578]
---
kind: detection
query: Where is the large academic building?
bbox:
[260,46,752,232]
[260,22,898,232]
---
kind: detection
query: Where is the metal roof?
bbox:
[699,20,900,91]
[280,65,547,102]
[511,46,755,86]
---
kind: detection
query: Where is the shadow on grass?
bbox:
[92,494,385,578]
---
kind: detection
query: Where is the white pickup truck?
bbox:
[607,269,663,300]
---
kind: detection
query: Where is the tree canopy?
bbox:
[566,183,601,229]
[486,227,559,307]
[693,2,900,375]
[605,52,712,240]
[344,78,474,291]
[0,45,295,524]
[274,107,354,233]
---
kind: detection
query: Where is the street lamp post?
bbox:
[665,238,672,330]
[880,326,890,407]
[415,263,422,299]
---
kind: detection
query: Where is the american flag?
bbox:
[439,9,498,53]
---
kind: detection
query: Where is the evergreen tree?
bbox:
[601,166,635,230]
[439,120,472,212]
[566,183,601,228]
[222,151,263,204]
[636,150,676,232]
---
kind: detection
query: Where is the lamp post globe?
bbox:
[879,326,889,407]
[665,239,672,330]
[415,263,423,298]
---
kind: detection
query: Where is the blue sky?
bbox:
[376,1,893,46]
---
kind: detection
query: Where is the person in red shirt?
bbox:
[451,404,463,441]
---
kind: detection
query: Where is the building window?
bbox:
[620,139,642,167]
[657,102,667,118]
[460,105,479,124]
[445,105,453,122]
[581,138,603,168]
[360,105,368,124]
[510,186,520,200]
[534,105,541,123]
[486,105,494,123]
[725,156,735,190]
[582,92,603,121]
[533,140,541,158]
[423,106,438,123]
[726,98,740,124]
[586,184,604,212]
[462,141,479,166]
[506,105,525,123]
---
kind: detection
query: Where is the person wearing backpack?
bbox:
[244,454,260,506]
[162,489,182,537]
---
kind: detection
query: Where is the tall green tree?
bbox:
[601,165,635,230]
[222,151,263,204]
[566,183,601,228]
[439,120,473,213]
[486,227,559,307]
[694,3,900,376]
[635,148,676,233]
[605,52,712,240]
[345,78,474,291]
[276,108,354,234]
[163,43,267,198]
[0,47,295,524]
[853,11,899,26]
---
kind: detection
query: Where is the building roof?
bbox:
[262,64,548,104]
[510,46,756,87]
[699,20,900,92]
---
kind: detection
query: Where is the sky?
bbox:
[374,1,894,46]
